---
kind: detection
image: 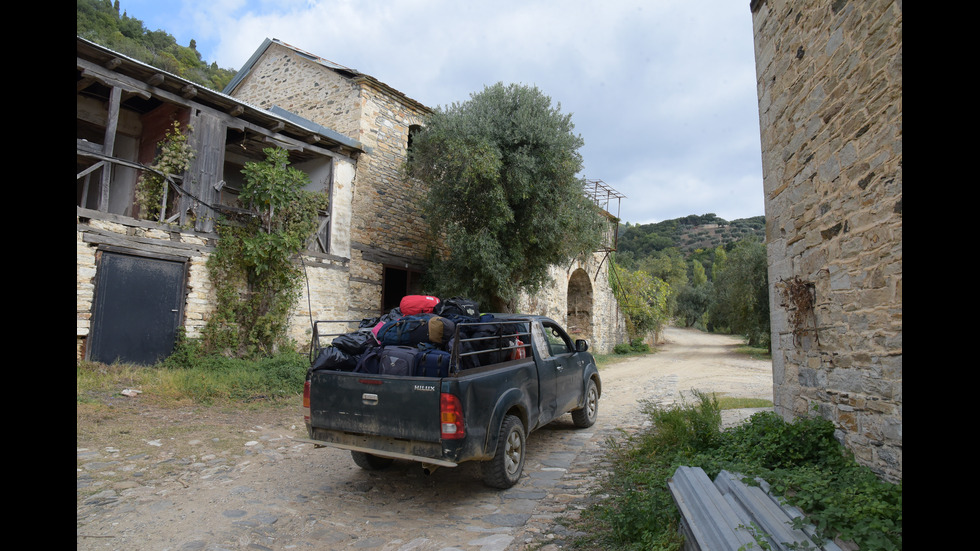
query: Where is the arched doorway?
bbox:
[567,268,593,343]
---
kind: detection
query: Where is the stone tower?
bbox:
[750,0,902,481]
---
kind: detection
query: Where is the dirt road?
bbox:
[76,326,773,551]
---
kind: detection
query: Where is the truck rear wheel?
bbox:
[351,451,394,470]
[482,415,526,489]
[571,378,599,428]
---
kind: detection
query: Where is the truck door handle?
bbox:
[362,393,378,405]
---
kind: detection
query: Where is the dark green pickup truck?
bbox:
[302,314,601,488]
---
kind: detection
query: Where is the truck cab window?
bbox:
[542,322,572,356]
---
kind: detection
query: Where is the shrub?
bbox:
[569,395,902,551]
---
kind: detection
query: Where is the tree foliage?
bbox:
[610,260,671,343]
[617,214,765,258]
[202,148,326,358]
[77,0,237,91]
[405,82,606,311]
[709,239,770,348]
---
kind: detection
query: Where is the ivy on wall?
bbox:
[135,121,194,221]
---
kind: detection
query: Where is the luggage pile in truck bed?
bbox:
[309,295,529,378]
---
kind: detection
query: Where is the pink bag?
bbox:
[400,295,441,316]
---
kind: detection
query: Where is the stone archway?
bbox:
[567,268,593,343]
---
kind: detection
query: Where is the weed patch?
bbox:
[566,392,901,550]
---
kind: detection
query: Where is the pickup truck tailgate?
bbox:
[308,370,443,443]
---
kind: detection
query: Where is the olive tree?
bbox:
[405,82,605,312]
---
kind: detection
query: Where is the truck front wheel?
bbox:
[482,415,526,489]
[351,451,394,470]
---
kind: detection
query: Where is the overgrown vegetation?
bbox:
[76,345,307,407]
[134,121,194,221]
[567,393,902,550]
[201,147,327,359]
[610,262,671,344]
[77,0,237,91]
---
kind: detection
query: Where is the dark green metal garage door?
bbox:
[88,249,186,365]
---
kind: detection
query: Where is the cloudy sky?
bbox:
[117,0,765,226]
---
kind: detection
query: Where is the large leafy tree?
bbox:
[709,239,770,348]
[406,83,606,312]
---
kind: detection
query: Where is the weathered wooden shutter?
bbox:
[185,111,226,232]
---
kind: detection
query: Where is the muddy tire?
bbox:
[351,451,394,470]
[571,378,599,428]
[482,415,526,489]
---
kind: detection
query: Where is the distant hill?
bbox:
[616,214,765,257]
[77,0,236,91]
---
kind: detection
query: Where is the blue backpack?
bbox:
[376,314,455,348]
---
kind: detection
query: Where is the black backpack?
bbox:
[434,297,481,318]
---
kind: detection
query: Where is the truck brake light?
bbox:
[302,380,311,422]
[440,393,465,439]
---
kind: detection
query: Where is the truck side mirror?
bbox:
[575,339,589,352]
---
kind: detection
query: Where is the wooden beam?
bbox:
[77,57,359,163]
[77,76,95,93]
[98,86,121,212]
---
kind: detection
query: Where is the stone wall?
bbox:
[229,43,362,140]
[516,254,627,355]
[750,0,902,481]
[230,42,433,319]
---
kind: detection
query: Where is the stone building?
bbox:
[749,1,902,481]
[77,37,361,364]
[225,39,626,353]
[76,36,625,364]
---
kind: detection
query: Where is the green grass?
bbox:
[564,392,902,551]
[76,341,308,407]
[736,344,771,361]
[716,395,773,409]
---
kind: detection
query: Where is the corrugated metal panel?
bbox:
[668,466,845,551]
[668,466,758,550]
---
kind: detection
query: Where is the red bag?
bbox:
[400,295,441,316]
[509,339,527,361]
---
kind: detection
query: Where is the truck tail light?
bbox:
[302,380,311,423]
[440,393,465,439]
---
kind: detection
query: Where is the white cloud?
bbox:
[120,0,765,225]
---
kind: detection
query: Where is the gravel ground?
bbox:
[76,326,773,551]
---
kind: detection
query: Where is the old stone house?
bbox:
[749,1,902,481]
[77,36,361,364]
[76,36,625,364]
[224,38,625,353]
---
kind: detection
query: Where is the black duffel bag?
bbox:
[311,346,358,372]
[332,331,377,355]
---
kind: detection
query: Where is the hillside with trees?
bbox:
[77,0,237,91]
[611,215,770,351]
